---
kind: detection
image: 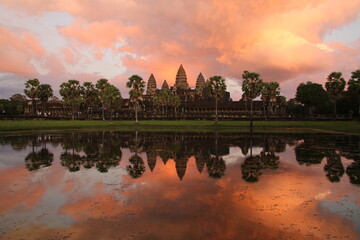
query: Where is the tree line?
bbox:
[0,69,359,122]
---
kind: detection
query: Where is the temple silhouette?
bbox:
[23,64,286,120]
[145,64,215,101]
[118,64,287,120]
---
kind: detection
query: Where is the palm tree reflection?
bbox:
[25,148,54,171]
[15,132,360,185]
[126,131,146,179]
[346,161,360,185]
[25,136,54,171]
[324,152,344,183]
[241,155,262,182]
[126,155,145,179]
[241,133,280,183]
[206,131,226,179]
[295,141,325,165]
[60,151,82,172]
[207,155,226,179]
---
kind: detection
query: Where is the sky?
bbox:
[0,0,360,100]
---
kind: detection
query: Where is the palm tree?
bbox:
[207,75,227,124]
[126,75,145,123]
[24,78,40,115]
[242,71,263,128]
[37,84,53,116]
[154,89,169,114]
[102,84,122,121]
[348,69,360,116]
[59,80,84,120]
[82,82,99,119]
[261,82,280,118]
[325,72,346,119]
[95,79,110,120]
[153,89,180,116]
[171,94,181,116]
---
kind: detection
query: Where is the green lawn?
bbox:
[0,120,359,134]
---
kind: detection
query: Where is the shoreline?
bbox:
[0,120,359,135]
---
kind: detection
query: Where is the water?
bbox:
[0,131,359,240]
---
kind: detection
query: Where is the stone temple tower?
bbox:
[161,80,169,90]
[174,64,189,90]
[195,72,206,96]
[146,73,157,96]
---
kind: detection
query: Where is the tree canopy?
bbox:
[127,75,145,123]
[296,81,328,116]
[242,71,263,100]
[207,75,227,123]
[59,80,83,120]
[24,78,40,114]
[325,72,346,101]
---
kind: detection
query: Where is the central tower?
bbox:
[174,64,189,90]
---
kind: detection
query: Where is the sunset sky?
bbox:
[1,0,360,100]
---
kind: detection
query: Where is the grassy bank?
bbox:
[0,120,359,134]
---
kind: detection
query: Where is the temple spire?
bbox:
[161,80,169,90]
[175,64,189,90]
[146,73,157,96]
[195,72,206,95]
[146,151,156,172]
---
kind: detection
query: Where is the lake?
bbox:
[0,131,359,240]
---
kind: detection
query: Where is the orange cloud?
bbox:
[59,20,141,49]
[1,0,360,97]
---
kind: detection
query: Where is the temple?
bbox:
[122,64,285,120]
[22,64,287,120]
[175,64,189,90]
[146,73,157,96]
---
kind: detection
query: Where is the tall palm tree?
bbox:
[171,94,181,116]
[59,80,84,120]
[153,89,180,116]
[83,82,99,119]
[325,72,346,119]
[102,84,122,121]
[24,78,40,115]
[242,71,263,129]
[261,82,280,118]
[207,75,227,124]
[126,75,145,123]
[96,79,110,120]
[348,69,360,116]
[153,89,170,114]
[37,84,53,116]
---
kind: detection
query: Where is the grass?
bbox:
[0,120,359,134]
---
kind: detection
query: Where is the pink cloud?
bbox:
[59,20,135,48]
[0,25,44,76]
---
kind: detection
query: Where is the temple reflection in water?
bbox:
[1,131,360,240]
[1,131,359,185]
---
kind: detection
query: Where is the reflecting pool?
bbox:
[0,131,359,240]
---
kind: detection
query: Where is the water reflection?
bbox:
[0,132,359,185]
[346,161,360,185]
[58,132,123,173]
[0,131,360,239]
[324,152,344,183]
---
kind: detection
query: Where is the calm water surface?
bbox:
[0,131,359,240]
